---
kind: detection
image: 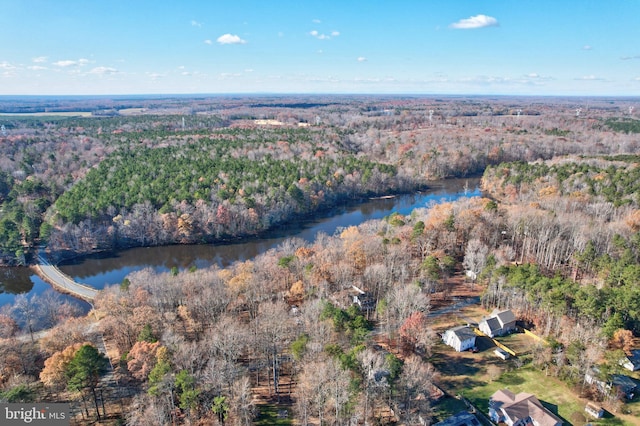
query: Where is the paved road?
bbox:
[35,253,98,302]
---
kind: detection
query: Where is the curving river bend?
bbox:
[0,177,480,308]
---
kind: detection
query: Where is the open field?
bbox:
[0,111,94,117]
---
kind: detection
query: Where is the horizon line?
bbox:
[1,92,640,100]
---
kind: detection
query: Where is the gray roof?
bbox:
[492,309,516,327]
[612,374,639,393]
[451,325,476,341]
[482,317,502,333]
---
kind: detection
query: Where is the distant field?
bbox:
[118,108,147,115]
[0,111,93,117]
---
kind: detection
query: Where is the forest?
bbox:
[1,95,640,425]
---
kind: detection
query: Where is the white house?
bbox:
[442,325,476,352]
[479,309,516,338]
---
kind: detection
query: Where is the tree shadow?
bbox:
[540,399,572,426]
[497,374,524,386]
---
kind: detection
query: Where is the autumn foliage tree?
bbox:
[39,342,88,391]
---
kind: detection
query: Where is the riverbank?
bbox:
[1,177,480,305]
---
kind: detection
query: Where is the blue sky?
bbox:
[1,0,639,96]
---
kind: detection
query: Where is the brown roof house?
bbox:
[489,389,563,426]
[479,309,516,338]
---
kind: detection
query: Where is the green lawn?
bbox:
[431,396,468,420]
[458,367,639,426]
[255,404,292,426]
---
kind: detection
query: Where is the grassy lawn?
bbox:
[255,404,292,426]
[458,367,639,426]
[494,330,540,355]
[430,303,640,425]
[431,396,468,420]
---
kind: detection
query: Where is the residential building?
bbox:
[442,325,476,352]
[489,389,563,426]
[620,349,640,372]
[479,309,516,338]
[585,366,639,400]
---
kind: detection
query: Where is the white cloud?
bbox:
[575,75,605,81]
[527,73,539,78]
[312,19,321,24]
[621,55,640,60]
[310,29,338,40]
[191,20,202,27]
[89,66,118,75]
[461,75,510,84]
[53,60,77,67]
[217,34,247,45]
[219,72,242,79]
[53,58,90,67]
[582,45,592,50]
[204,39,213,45]
[28,65,47,71]
[32,56,47,63]
[450,14,499,29]
[146,72,164,80]
[357,56,367,62]
[0,61,16,70]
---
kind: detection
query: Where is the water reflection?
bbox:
[0,177,480,305]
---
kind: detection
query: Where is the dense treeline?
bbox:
[605,118,640,134]
[3,96,640,263]
[481,157,640,336]
[46,127,401,257]
[483,156,640,207]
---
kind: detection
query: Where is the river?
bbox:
[0,177,480,308]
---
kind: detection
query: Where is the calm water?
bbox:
[0,177,480,307]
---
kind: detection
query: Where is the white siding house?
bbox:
[479,309,516,338]
[442,326,476,352]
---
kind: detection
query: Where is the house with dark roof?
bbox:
[479,309,516,338]
[442,325,477,352]
[489,389,563,426]
[621,349,640,372]
[585,366,639,400]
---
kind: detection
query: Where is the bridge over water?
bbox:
[35,254,98,302]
